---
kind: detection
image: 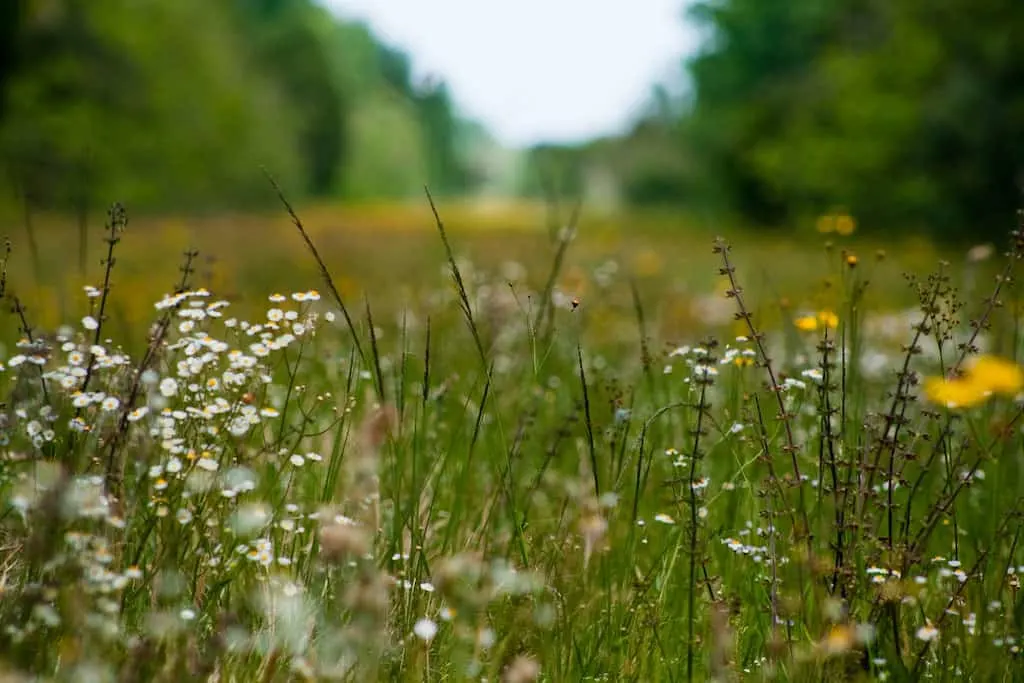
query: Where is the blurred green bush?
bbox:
[517,0,1024,243]
[0,0,483,214]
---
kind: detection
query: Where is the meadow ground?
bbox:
[0,198,1022,682]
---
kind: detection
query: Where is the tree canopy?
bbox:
[0,0,483,213]
[517,0,1024,241]
[684,0,1024,239]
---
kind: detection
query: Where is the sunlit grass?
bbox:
[0,201,956,346]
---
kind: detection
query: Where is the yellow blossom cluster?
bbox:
[794,310,839,332]
[923,355,1024,409]
[816,213,856,236]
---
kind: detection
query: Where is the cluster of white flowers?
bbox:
[3,285,334,609]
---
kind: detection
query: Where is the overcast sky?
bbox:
[325,0,697,147]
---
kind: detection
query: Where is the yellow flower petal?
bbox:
[965,355,1024,395]
[822,624,855,655]
[923,377,989,409]
[795,315,818,332]
[835,214,856,236]
[817,311,839,329]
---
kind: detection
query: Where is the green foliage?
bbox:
[516,119,693,211]
[517,144,588,200]
[678,0,1024,239]
[342,93,428,199]
[230,0,348,196]
[683,0,842,222]
[1,0,303,211]
[559,1,1024,240]
[0,0,479,213]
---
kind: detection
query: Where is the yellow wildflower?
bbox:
[821,624,855,656]
[835,214,856,236]
[966,355,1023,396]
[923,377,989,409]
[794,310,838,332]
[794,315,818,332]
[925,355,1024,409]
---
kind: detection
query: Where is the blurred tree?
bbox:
[229,0,346,195]
[0,0,26,122]
[683,0,845,224]
[1,0,126,208]
[372,44,474,194]
[0,0,479,212]
[415,81,471,195]
[0,0,302,210]
[342,92,427,199]
[677,0,1024,239]
[749,0,1024,238]
[616,119,693,206]
[517,144,587,201]
[377,43,414,97]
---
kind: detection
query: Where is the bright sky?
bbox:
[325,0,696,147]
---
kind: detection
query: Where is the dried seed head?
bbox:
[821,597,846,623]
[878,580,905,603]
[809,554,835,578]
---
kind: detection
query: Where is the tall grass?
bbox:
[0,198,1022,682]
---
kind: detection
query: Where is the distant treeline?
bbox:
[0,0,487,213]
[520,0,1024,241]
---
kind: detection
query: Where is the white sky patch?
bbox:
[325,0,697,146]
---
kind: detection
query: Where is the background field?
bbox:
[0,200,953,348]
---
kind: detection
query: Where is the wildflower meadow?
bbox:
[1,197,1024,683]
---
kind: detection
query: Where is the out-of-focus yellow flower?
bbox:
[817,310,839,329]
[923,354,1024,409]
[794,310,839,332]
[795,315,819,332]
[821,624,855,656]
[923,377,990,409]
[835,214,856,236]
[966,355,1024,395]
[816,213,856,235]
